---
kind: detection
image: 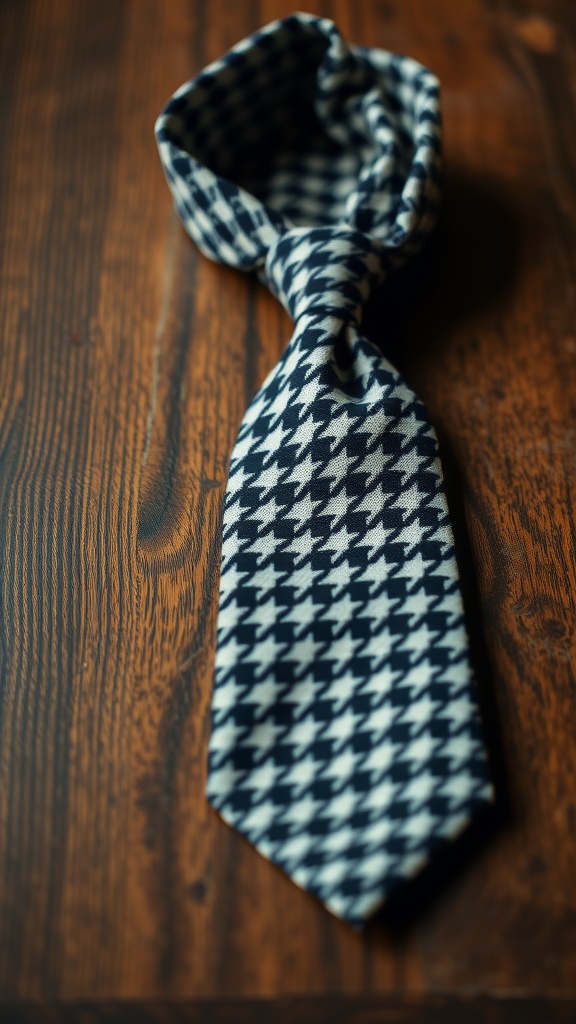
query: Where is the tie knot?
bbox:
[264,226,387,324]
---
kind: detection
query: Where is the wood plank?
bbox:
[2,998,576,1024]
[0,0,575,1005]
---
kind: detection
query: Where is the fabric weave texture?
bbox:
[156,12,493,925]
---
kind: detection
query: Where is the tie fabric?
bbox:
[156,12,493,926]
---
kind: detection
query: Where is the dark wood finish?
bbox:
[1,997,576,1024]
[1,0,575,1015]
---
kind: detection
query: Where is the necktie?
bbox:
[156,12,493,926]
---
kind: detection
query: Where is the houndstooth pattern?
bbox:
[156,13,493,925]
[155,13,441,268]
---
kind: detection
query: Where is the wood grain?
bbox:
[2,996,576,1024]
[0,0,575,1014]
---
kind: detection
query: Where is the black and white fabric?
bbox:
[156,12,493,926]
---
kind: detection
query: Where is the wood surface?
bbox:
[1,0,575,1018]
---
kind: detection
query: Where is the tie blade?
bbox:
[207,328,493,924]
[208,650,492,924]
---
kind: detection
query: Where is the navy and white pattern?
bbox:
[156,12,493,925]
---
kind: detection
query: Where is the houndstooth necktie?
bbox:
[156,12,493,925]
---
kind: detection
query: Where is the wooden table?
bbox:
[1,0,575,1020]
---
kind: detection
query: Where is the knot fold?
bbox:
[264,226,386,323]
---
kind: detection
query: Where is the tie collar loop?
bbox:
[155,13,441,276]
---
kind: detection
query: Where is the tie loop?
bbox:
[264,225,387,324]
